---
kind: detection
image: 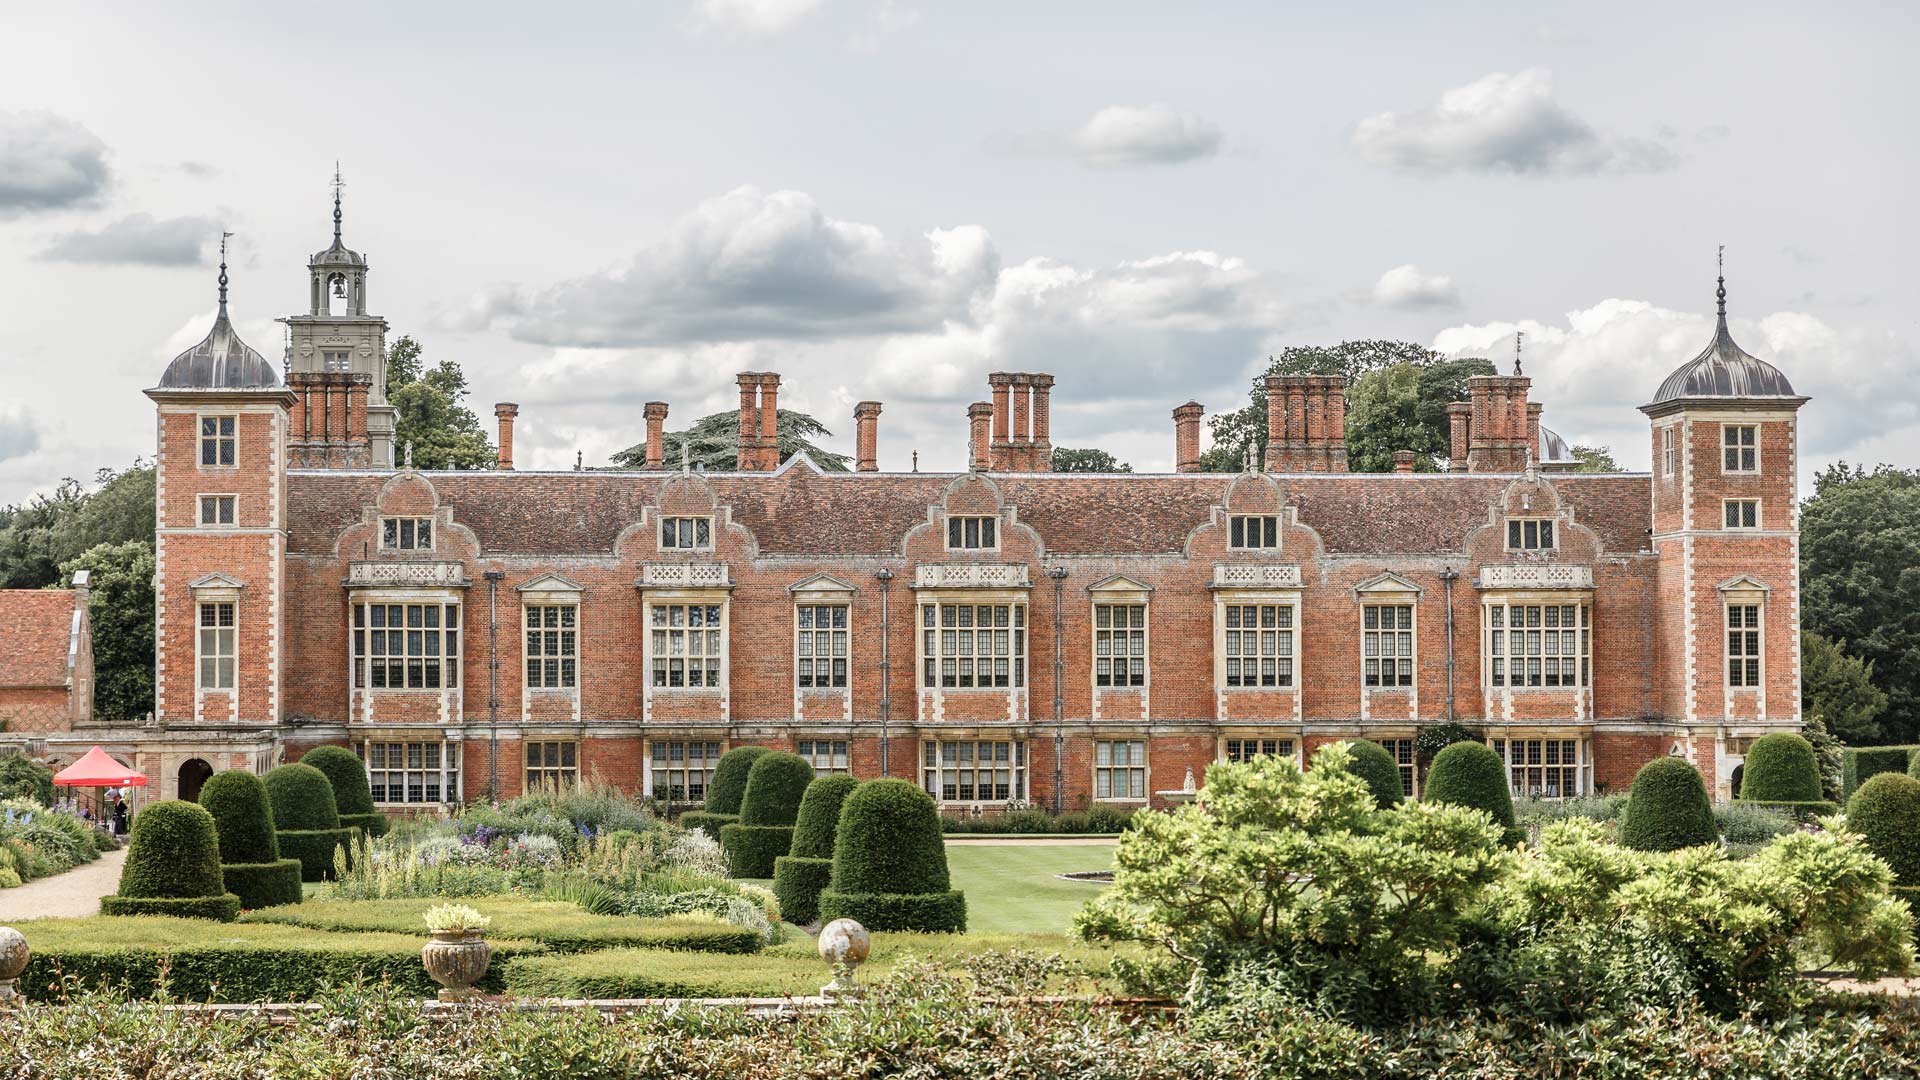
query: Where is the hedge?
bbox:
[1739,799,1839,822]
[101,799,239,921]
[815,888,968,934]
[504,948,838,998]
[1843,746,1920,798]
[1739,733,1823,802]
[1619,757,1719,851]
[822,779,963,932]
[301,745,389,839]
[219,859,306,910]
[706,746,770,816]
[1848,773,1920,890]
[96,894,242,921]
[276,827,356,882]
[241,898,763,955]
[677,811,737,838]
[771,856,833,926]
[1336,739,1406,808]
[720,823,797,879]
[196,769,280,863]
[265,762,341,831]
[774,775,859,924]
[1422,742,1520,844]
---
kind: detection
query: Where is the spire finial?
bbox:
[1715,244,1727,321]
[331,162,344,244]
[217,231,233,316]
[1514,330,1525,377]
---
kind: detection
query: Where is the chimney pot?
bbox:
[494,402,519,470]
[967,402,993,472]
[644,401,670,470]
[1393,450,1417,474]
[1172,401,1205,472]
[854,400,882,472]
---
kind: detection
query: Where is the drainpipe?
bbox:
[875,568,893,777]
[1441,567,1459,724]
[483,569,505,803]
[1047,566,1068,813]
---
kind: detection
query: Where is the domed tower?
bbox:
[145,235,294,739]
[282,167,398,468]
[1638,257,1808,799]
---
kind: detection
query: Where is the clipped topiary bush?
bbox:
[720,752,815,878]
[772,774,858,925]
[1847,772,1920,903]
[679,746,770,837]
[100,800,240,921]
[300,745,389,839]
[1908,755,1920,781]
[1334,740,1406,808]
[265,763,354,882]
[817,778,965,932]
[1421,741,1521,845]
[1843,745,1918,798]
[1740,733,1824,803]
[1618,756,1719,851]
[198,769,304,909]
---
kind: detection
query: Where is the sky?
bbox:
[0,0,1914,504]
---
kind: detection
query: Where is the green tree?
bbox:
[1049,447,1131,473]
[610,410,851,472]
[386,335,496,470]
[1803,632,1889,745]
[1570,444,1622,472]
[1343,358,1497,473]
[0,462,153,589]
[57,540,154,723]
[1801,463,1920,742]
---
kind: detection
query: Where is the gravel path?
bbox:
[0,848,127,922]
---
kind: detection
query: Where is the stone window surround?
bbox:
[1720,576,1770,693]
[1093,737,1149,802]
[197,412,238,470]
[1721,422,1760,475]
[1482,597,1592,690]
[198,494,237,528]
[1723,498,1762,531]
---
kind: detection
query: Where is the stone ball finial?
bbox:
[818,918,871,998]
[0,926,27,1006]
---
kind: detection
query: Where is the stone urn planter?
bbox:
[421,930,492,1002]
[0,926,27,1007]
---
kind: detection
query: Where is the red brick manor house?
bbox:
[114,198,1807,812]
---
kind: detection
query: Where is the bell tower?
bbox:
[282,166,397,467]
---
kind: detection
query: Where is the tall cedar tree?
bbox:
[386,335,496,470]
[610,410,850,471]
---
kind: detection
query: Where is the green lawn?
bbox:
[944,842,1116,935]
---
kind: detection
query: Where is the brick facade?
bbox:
[0,582,93,733]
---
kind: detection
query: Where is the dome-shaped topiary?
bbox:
[100,800,240,921]
[679,745,769,837]
[1422,741,1521,845]
[265,762,354,882]
[1848,772,1920,893]
[817,778,965,932]
[1618,756,1719,851]
[300,745,389,838]
[1336,740,1407,809]
[198,770,305,910]
[771,774,858,925]
[1740,733,1823,803]
[721,752,817,877]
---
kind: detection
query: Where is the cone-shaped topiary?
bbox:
[300,745,389,839]
[817,778,965,932]
[265,762,355,882]
[680,745,769,837]
[1740,733,1824,803]
[1335,740,1406,808]
[1422,741,1521,845]
[198,770,305,909]
[1848,772,1920,901]
[1618,756,1719,851]
[100,800,240,921]
[720,751,815,877]
[773,774,858,925]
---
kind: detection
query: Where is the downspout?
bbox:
[1441,567,1459,724]
[875,568,893,777]
[1047,566,1068,813]
[483,569,504,803]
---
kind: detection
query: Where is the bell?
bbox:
[332,276,347,299]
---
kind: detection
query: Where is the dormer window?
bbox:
[1507,519,1555,551]
[1723,425,1758,473]
[1229,515,1278,549]
[660,516,713,551]
[946,516,997,550]
[381,517,433,551]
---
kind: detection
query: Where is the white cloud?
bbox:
[0,405,40,463]
[1369,264,1461,309]
[0,109,111,214]
[1352,69,1678,176]
[1433,299,1918,488]
[460,185,1000,347]
[38,213,218,266]
[693,0,823,35]
[1072,104,1223,167]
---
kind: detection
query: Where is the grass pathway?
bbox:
[0,848,126,922]
[944,841,1116,935]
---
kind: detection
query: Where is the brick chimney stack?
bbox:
[989,373,1012,468]
[854,401,882,472]
[1393,450,1417,474]
[643,402,669,469]
[1446,401,1471,472]
[1464,373,1533,472]
[736,372,782,471]
[968,402,993,471]
[1263,375,1349,472]
[494,402,519,470]
[1527,402,1543,466]
[1030,374,1054,471]
[1009,373,1032,468]
[1173,401,1204,472]
[984,371,1055,471]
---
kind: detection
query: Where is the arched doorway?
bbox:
[178,758,214,803]
[1729,764,1745,800]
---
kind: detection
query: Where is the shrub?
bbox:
[1422,742,1520,845]
[1415,722,1484,766]
[1331,739,1405,808]
[1844,745,1918,797]
[100,800,240,921]
[1713,800,1797,846]
[818,779,965,933]
[721,752,814,877]
[241,897,764,955]
[300,745,389,838]
[771,857,833,926]
[1739,799,1838,822]
[676,811,736,837]
[717,824,794,879]
[774,775,858,925]
[504,946,837,998]
[219,860,306,909]
[1618,756,1719,851]
[1739,733,1823,802]
[0,752,55,805]
[276,828,356,883]
[265,763,340,830]
[706,746,770,816]
[197,769,303,908]
[1849,773,1920,893]
[1910,754,1920,781]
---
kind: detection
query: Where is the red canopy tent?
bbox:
[52,746,148,788]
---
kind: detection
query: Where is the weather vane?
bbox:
[1716,244,1728,318]
[1514,330,1525,377]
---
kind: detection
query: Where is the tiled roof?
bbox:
[0,591,79,688]
[287,468,1653,559]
